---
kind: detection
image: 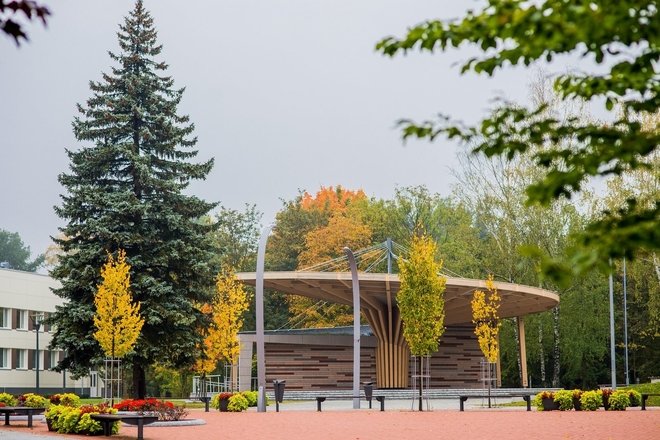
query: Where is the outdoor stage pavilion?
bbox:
[236,270,559,391]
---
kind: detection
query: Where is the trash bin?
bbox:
[363,382,374,408]
[199,396,211,412]
[273,380,286,412]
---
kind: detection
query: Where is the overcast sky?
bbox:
[2,0,573,260]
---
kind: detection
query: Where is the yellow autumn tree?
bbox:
[398,234,446,411]
[195,266,251,376]
[93,249,144,359]
[471,275,502,363]
[398,234,446,356]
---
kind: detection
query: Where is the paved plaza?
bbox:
[1,401,658,440]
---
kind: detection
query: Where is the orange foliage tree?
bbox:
[287,185,373,328]
[301,186,367,214]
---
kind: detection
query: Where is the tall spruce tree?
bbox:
[50,0,216,398]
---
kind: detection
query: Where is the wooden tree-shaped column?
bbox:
[93,250,144,405]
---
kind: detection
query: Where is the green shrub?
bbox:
[211,392,234,410]
[242,391,258,407]
[227,394,248,412]
[533,391,554,411]
[553,390,574,411]
[61,407,81,433]
[49,393,81,407]
[46,404,118,434]
[0,393,17,406]
[628,390,642,407]
[45,405,67,431]
[22,393,49,408]
[608,390,630,411]
[580,390,602,411]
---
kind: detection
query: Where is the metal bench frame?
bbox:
[315,395,385,411]
[90,414,158,440]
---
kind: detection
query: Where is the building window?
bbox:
[0,308,9,328]
[16,310,28,330]
[16,349,27,369]
[49,351,59,370]
[0,348,8,369]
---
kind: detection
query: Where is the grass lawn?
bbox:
[623,382,660,407]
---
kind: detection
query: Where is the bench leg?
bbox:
[368,398,372,409]
[4,413,9,426]
[101,421,112,436]
[379,397,385,412]
[317,399,322,412]
[27,413,32,428]
[460,397,468,411]
[137,419,145,440]
[523,396,531,411]
[642,395,647,411]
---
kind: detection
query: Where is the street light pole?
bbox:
[30,312,44,394]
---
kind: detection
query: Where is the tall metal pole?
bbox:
[35,322,40,393]
[623,257,629,386]
[608,259,617,389]
[255,225,272,412]
[31,313,43,394]
[344,247,361,410]
[386,238,393,275]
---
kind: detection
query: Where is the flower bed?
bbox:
[210,391,259,412]
[46,403,118,435]
[113,398,188,421]
[48,393,81,407]
[535,388,636,411]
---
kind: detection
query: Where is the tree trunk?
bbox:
[538,323,546,386]
[551,305,561,387]
[133,363,147,399]
[513,318,522,385]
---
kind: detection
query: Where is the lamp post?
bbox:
[30,312,45,394]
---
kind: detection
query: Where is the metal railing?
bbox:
[191,374,229,398]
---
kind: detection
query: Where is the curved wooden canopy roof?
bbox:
[236,271,558,325]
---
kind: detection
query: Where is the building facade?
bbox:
[238,325,485,392]
[0,268,97,396]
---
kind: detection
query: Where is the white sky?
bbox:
[1,0,584,260]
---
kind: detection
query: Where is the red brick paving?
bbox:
[5,408,659,440]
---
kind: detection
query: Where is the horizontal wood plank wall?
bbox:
[262,325,482,390]
[265,344,377,391]
[409,325,482,389]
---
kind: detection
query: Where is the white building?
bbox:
[0,268,97,396]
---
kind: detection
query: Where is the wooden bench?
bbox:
[641,393,660,410]
[0,407,46,428]
[316,395,385,412]
[459,394,534,411]
[90,414,158,440]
